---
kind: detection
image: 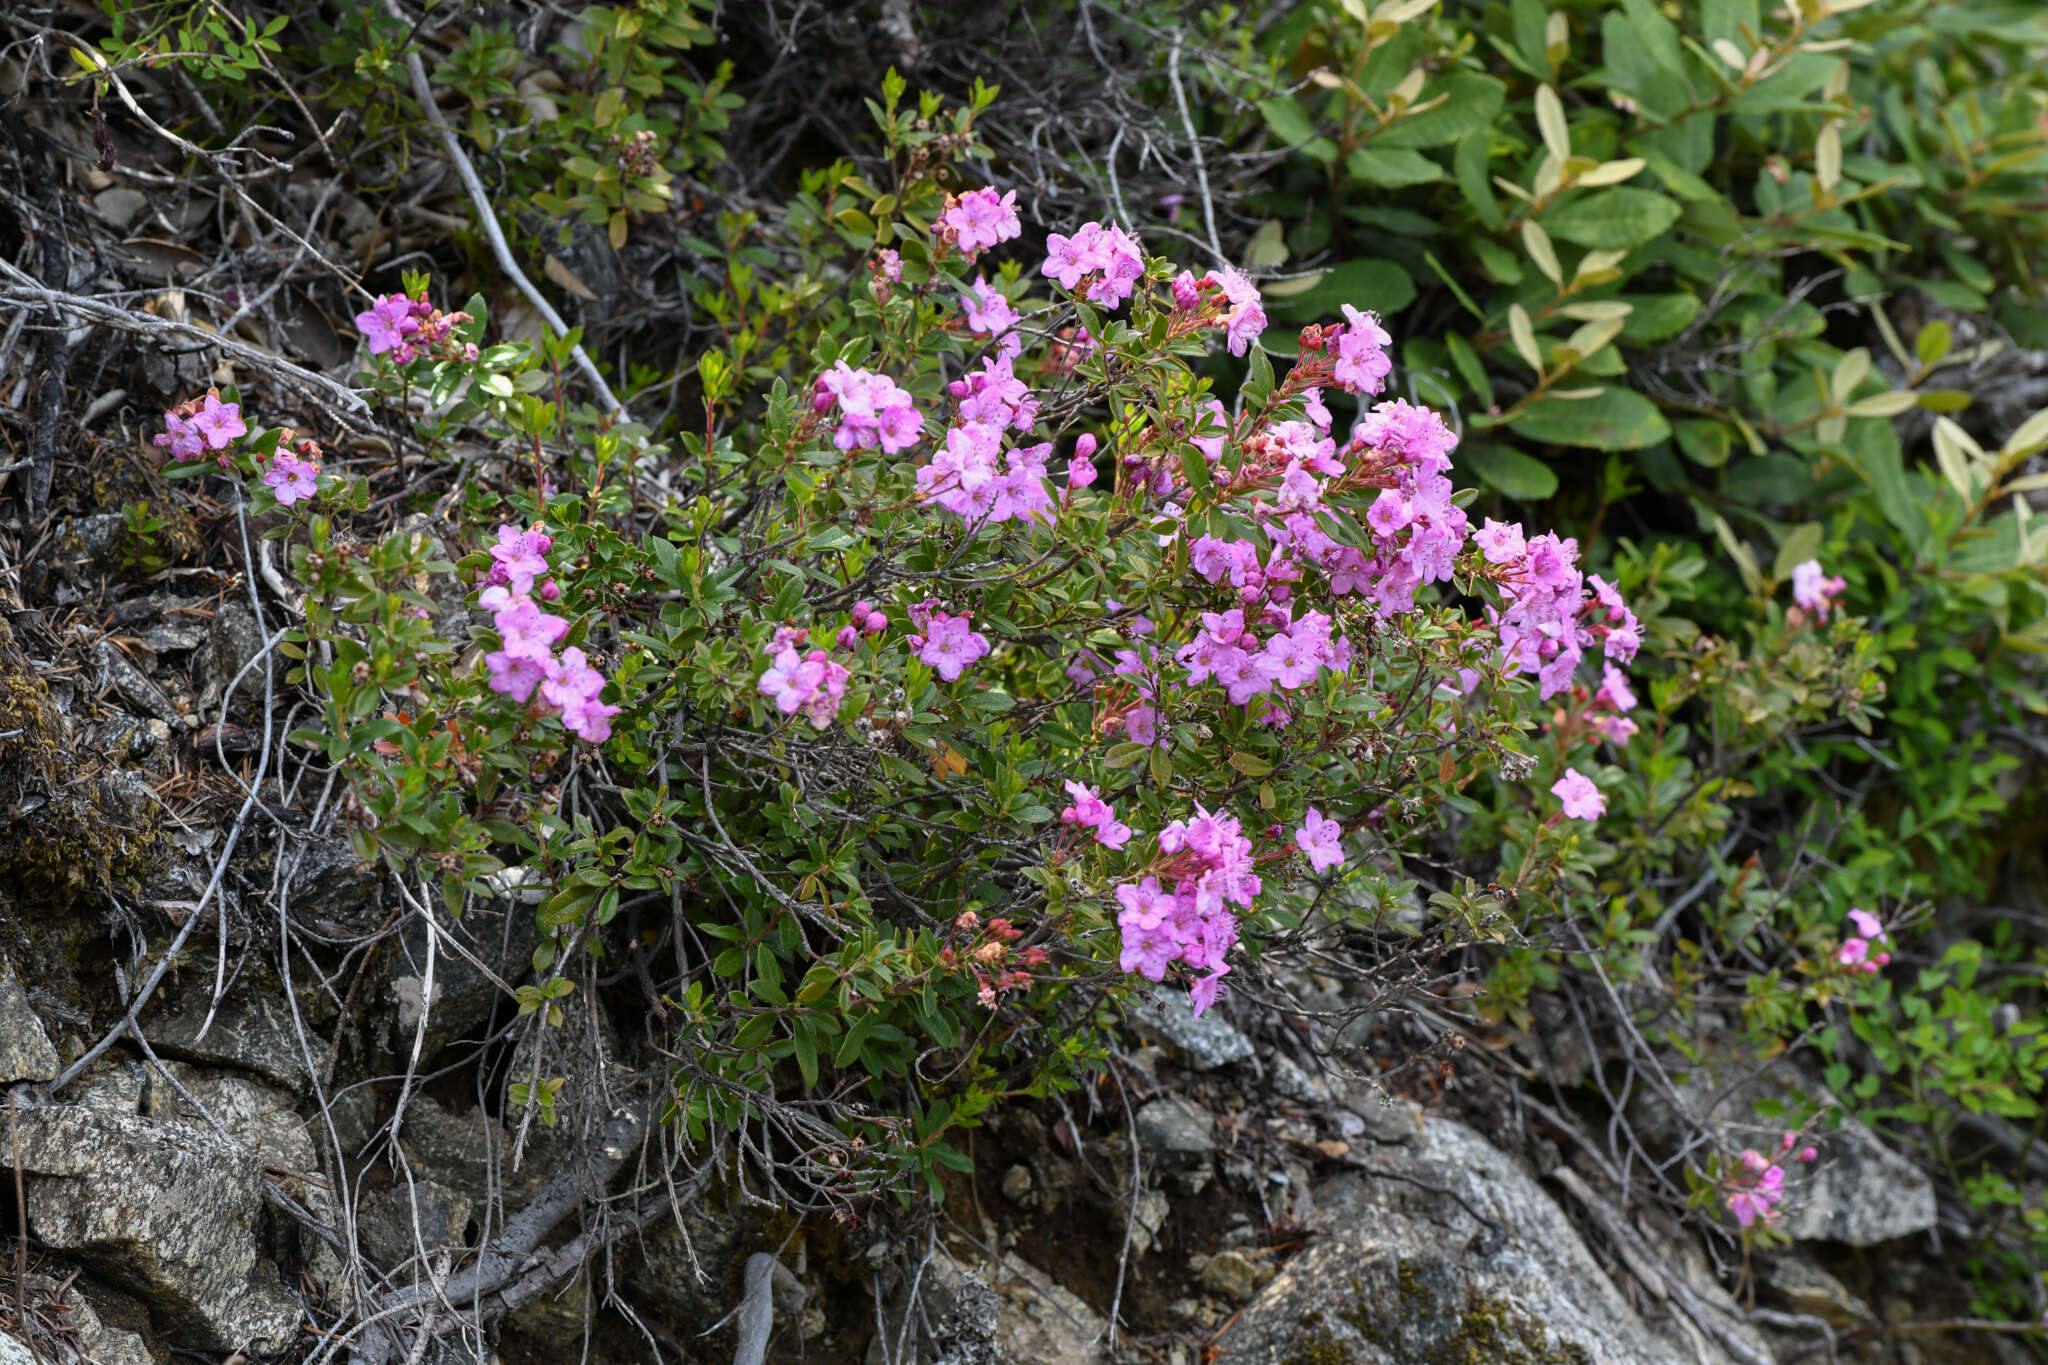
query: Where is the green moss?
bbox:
[1309,1261,1591,1365]
[0,631,159,904]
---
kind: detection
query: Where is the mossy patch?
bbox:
[0,625,159,905]
[1288,1262,1593,1365]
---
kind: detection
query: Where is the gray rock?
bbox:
[283,834,385,923]
[865,1247,1055,1365]
[1217,1117,1763,1365]
[388,877,542,1058]
[1135,1097,1216,1195]
[1130,986,1251,1069]
[197,602,267,723]
[1197,1248,1273,1303]
[1271,1053,1331,1105]
[357,1177,475,1269]
[0,964,59,1082]
[95,639,181,727]
[1641,1055,1936,1247]
[11,1103,300,1352]
[0,1331,33,1365]
[145,987,317,1093]
[141,1059,318,1177]
[60,1284,160,1365]
[621,1200,745,1330]
[1332,1094,1426,1149]
[69,1056,148,1114]
[92,187,152,231]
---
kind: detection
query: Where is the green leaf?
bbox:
[1445,332,1495,408]
[1454,130,1503,229]
[1772,522,1824,582]
[1228,750,1273,777]
[1257,95,1318,147]
[1344,147,1444,188]
[1674,419,1733,468]
[1510,388,1671,450]
[1540,188,1682,248]
[1617,292,1700,343]
[1261,258,1415,320]
[1621,0,1687,79]
[1377,74,1507,148]
[1462,442,1559,499]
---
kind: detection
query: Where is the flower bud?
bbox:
[835,625,860,650]
[538,579,561,601]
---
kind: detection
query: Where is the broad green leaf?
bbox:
[1534,85,1570,163]
[1541,188,1682,247]
[1454,130,1503,228]
[1616,292,1700,343]
[1376,73,1506,148]
[1510,387,1670,449]
[1262,258,1415,319]
[1345,147,1444,188]
[1257,96,1318,147]
[1772,522,1824,581]
[1674,419,1733,467]
[1462,441,1559,499]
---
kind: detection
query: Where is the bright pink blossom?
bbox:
[1551,768,1605,821]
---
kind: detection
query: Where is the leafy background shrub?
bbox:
[6,0,2048,1356]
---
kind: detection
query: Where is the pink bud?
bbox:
[835,626,860,650]
[852,600,874,620]
[812,380,836,413]
[1781,1133,1797,1152]
[538,579,561,601]
[863,612,889,635]
[1076,433,1098,461]
[1799,1147,1817,1163]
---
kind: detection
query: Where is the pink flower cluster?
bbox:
[960,276,1022,359]
[834,600,890,650]
[354,292,476,365]
[1331,305,1394,394]
[1837,908,1891,973]
[1060,780,1133,850]
[155,390,247,462]
[1041,221,1146,307]
[478,524,617,742]
[1588,662,1638,747]
[916,421,1054,525]
[1726,1133,1818,1228]
[934,187,1021,256]
[813,361,923,454]
[1170,267,1267,357]
[759,625,851,730]
[1174,605,1351,709]
[265,452,321,506]
[1790,559,1846,620]
[908,602,992,681]
[1116,803,1262,1015]
[1476,518,1640,699]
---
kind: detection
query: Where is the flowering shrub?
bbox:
[210,69,1688,1196]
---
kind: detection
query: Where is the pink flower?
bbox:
[495,595,570,662]
[816,362,923,455]
[960,275,1022,358]
[355,293,418,357]
[1060,780,1132,849]
[1295,807,1344,873]
[488,523,552,594]
[937,187,1021,255]
[916,614,992,681]
[1847,908,1885,941]
[1333,305,1393,395]
[484,650,552,703]
[1188,962,1230,1017]
[1595,663,1636,714]
[1790,559,1846,619]
[192,394,247,450]
[1201,267,1266,357]
[1474,518,1526,564]
[541,646,620,742]
[1039,221,1145,306]
[263,453,321,506]
[154,412,205,461]
[875,249,903,282]
[1551,768,1605,821]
